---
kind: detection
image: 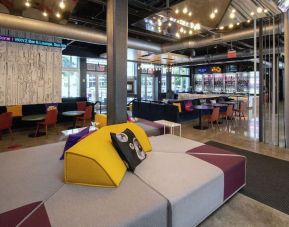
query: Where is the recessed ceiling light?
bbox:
[59,0,65,10]
[229,24,234,29]
[219,26,224,30]
[175,9,179,14]
[210,13,215,19]
[25,1,31,7]
[250,12,255,16]
[214,9,218,13]
[230,13,235,19]
[264,9,268,13]
[183,7,188,14]
[232,9,236,13]
[257,7,263,13]
[56,12,61,18]
[188,12,192,16]
[43,11,48,17]
[247,19,251,23]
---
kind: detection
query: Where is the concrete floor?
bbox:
[0,111,289,226]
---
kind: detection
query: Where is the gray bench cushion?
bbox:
[134,152,224,227]
[0,142,65,213]
[45,173,168,227]
[149,134,203,153]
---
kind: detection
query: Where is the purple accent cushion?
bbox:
[60,127,90,160]
[45,103,58,111]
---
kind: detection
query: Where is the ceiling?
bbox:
[0,0,284,65]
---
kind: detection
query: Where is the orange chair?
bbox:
[76,105,92,127]
[76,101,86,111]
[0,112,13,140]
[35,109,58,137]
[220,105,234,123]
[234,102,246,120]
[203,107,220,128]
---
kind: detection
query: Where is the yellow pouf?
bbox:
[64,122,152,187]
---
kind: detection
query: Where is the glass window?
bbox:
[61,71,80,97]
[127,62,135,78]
[172,76,190,93]
[62,55,80,98]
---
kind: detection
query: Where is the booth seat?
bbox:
[0,100,94,129]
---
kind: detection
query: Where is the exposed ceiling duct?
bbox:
[0,13,283,55]
[175,47,284,66]
[0,13,161,53]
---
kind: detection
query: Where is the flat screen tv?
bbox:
[274,0,289,12]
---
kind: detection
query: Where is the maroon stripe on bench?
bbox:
[0,202,41,227]
[20,204,51,227]
[187,145,246,200]
[138,118,165,134]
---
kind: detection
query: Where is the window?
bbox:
[172,76,190,93]
[127,62,135,78]
[62,55,80,98]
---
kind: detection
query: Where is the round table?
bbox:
[62,111,85,129]
[22,114,46,137]
[193,105,213,130]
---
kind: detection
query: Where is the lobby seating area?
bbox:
[0,0,289,226]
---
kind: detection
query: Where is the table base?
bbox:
[28,132,46,138]
[193,125,209,130]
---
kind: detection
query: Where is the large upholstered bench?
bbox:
[0,124,246,227]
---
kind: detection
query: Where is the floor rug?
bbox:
[206,141,289,215]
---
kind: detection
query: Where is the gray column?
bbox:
[106,0,128,124]
[166,70,172,92]
[284,12,289,147]
[137,63,141,99]
[259,20,264,142]
[79,57,87,98]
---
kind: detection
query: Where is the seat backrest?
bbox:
[45,109,58,125]
[0,112,12,130]
[226,105,234,117]
[185,101,193,112]
[84,106,92,120]
[77,101,86,111]
[239,102,245,112]
[211,107,220,122]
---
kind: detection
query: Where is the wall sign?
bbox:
[211,66,222,73]
[0,35,66,48]
[227,50,237,58]
[196,66,209,74]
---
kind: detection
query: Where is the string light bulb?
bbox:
[56,12,61,18]
[43,11,48,17]
[183,7,188,14]
[59,0,65,9]
[25,1,31,7]
[257,7,263,13]
[175,9,179,14]
[219,26,224,30]
[210,12,215,19]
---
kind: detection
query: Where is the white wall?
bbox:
[0,29,62,106]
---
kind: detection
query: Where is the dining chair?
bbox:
[76,105,92,127]
[220,105,234,124]
[76,101,87,111]
[35,109,58,137]
[234,102,246,120]
[0,112,13,140]
[203,107,220,128]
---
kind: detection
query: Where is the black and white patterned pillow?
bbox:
[110,129,146,172]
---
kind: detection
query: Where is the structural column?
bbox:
[259,20,264,142]
[284,11,289,147]
[106,0,128,124]
[137,63,142,99]
[166,70,172,92]
[79,57,87,98]
[154,69,162,101]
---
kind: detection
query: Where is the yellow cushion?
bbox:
[173,103,182,112]
[95,114,107,128]
[64,123,152,187]
[6,105,22,117]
